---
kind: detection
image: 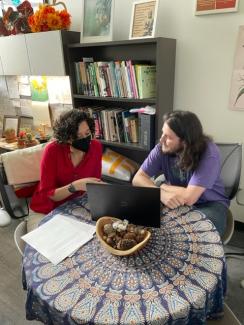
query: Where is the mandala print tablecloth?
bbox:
[23,195,226,325]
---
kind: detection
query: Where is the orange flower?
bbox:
[59,10,71,29]
[27,4,71,32]
[46,13,62,30]
[42,5,55,15]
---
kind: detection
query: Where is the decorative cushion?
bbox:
[102,148,139,182]
[1,143,47,185]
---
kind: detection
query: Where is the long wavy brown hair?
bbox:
[163,110,212,171]
[53,109,95,143]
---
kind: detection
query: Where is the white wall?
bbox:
[66,0,244,221]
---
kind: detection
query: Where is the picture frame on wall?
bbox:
[229,25,244,111]
[129,0,158,40]
[195,0,239,15]
[80,0,114,43]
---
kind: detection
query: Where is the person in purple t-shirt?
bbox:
[133,110,229,237]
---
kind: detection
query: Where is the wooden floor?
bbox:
[0,218,242,325]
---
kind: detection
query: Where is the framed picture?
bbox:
[49,103,72,127]
[2,115,33,137]
[229,25,244,110]
[18,115,34,132]
[129,0,158,40]
[80,0,114,43]
[195,0,239,15]
[3,116,18,137]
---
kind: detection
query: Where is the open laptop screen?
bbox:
[87,183,161,228]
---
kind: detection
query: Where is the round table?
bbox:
[23,195,226,325]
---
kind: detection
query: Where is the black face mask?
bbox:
[71,135,91,152]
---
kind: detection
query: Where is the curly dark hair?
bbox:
[163,110,212,171]
[53,109,95,143]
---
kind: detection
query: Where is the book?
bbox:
[74,62,82,94]
[135,65,156,99]
[107,110,118,142]
[129,117,139,143]
[114,109,125,143]
[122,111,137,143]
[79,61,88,95]
[139,113,155,150]
[97,62,109,97]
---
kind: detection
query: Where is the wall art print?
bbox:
[229,26,244,111]
[195,0,239,15]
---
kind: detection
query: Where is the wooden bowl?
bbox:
[96,216,151,256]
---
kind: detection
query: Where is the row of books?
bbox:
[74,58,156,99]
[80,106,155,149]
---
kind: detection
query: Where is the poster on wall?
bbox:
[229,26,244,111]
[30,76,48,102]
[195,0,239,15]
[47,77,72,104]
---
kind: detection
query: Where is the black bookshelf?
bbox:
[67,38,176,164]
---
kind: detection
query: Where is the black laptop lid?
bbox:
[87,183,160,228]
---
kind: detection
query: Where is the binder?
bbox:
[139,114,155,150]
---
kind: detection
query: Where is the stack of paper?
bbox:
[22,214,95,265]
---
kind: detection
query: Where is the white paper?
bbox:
[20,99,33,116]
[47,77,72,104]
[22,215,95,265]
[5,76,20,99]
[31,101,51,127]
[17,76,29,84]
[19,83,31,97]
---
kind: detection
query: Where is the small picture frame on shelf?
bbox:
[18,115,34,132]
[2,116,18,137]
[195,0,239,15]
[2,115,33,138]
[129,0,158,40]
[80,0,114,43]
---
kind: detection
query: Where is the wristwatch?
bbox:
[68,183,77,193]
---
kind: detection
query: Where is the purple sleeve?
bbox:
[189,143,221,189]
[141,144,164,177]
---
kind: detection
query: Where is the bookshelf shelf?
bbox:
[73,94,156,104]
[67,38,176,164]
[100,140,147,151]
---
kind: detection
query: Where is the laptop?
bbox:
[87,183,161,228]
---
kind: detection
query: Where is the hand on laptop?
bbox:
[73,178,105,192]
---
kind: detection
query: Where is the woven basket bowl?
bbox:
[96,216,151,256]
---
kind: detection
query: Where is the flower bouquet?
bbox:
[28,1,71,32]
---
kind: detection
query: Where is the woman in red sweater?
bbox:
[29,109,102,229]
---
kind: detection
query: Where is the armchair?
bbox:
[216,143,242,244]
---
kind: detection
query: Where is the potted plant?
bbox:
[17,130,26,149]
[25,131,39,147]
[4,128,16,143]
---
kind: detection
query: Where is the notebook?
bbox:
[87,183,161,228]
